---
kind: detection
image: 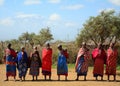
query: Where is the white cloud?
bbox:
[98,8,115,13]
[0,0,4,6]
[65,22,77,27]
[45,13,61,27]
[61,4,84,10]
[0,18,14,26]
[24,0,41,5]
[108,0,120,6]
[16,13,41,19]
[49,13,61,21]
[48,0,61,4]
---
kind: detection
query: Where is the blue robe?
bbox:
[57,53,68,75]
[6,55,16,77]
[17,51,28,78]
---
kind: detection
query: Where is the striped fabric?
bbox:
[75,48,89,76]
[106,48,118,75]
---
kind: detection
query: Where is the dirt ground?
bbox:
[0,64,120,86]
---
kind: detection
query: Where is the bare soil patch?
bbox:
[0,64,120,86]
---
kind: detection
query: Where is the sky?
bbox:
[0,0,120,41]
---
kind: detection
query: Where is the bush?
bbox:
[0,40,120,66]
[117,47,120,65]
[0,49,4,64]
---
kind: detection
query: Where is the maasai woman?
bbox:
[4,43,17,81]
[42,43,52,80]
[17,46,28,81]
[106,42,118,81]
[29,46,41,81]
[75,42,89,81]
[57,45,68,81]
[92,43,106,80]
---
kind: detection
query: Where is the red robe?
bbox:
[106,48,118,75]
[92,48,106,76]
[42,48,52,72]
[4,48,17,64]
[63,50,69,59]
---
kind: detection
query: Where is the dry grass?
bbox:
[0,64,120,86]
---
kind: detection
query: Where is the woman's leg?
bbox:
[101,76,103,81]
[44,75,46,80]
[84,75,86,81]
[107,75,110,81]
[65,75,67,81]
[14,76,16,81]
[95,76,98,81]
[20,76,22,82]
[36,76,38,80]
[32,76,34,81]
[75,75,79,81]
[58,75,60,81]
[113,75,116,81]
[4,76,9,81]
[23,76,25,81]
[49,75,51,80]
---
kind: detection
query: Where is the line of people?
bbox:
[3,42,118,82]
[75,42,118,81]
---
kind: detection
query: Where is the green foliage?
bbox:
[0,27,54,64]
[18,28,53,47]
[52,64,120,70]
[0,42,4,63]
[19,32,36,48]
[117,47,120,65]
[65,42,78,63]
[52,64,75,69]
[76,10,120,46]
[47,41,78,65]
[117,66,120,70]
[34,27,53,46]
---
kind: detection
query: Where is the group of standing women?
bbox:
[3,43,68,81]
[3,42,118,81]
[75,42,118,81]
[3,44,29,81]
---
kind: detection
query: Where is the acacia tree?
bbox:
[9,39,20,50]
[76,10,120,47]
[18,32,36,48]
[28,33,36,48]
[19,32,30,47]
[34,27,53,46]
[18,28,53,47]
